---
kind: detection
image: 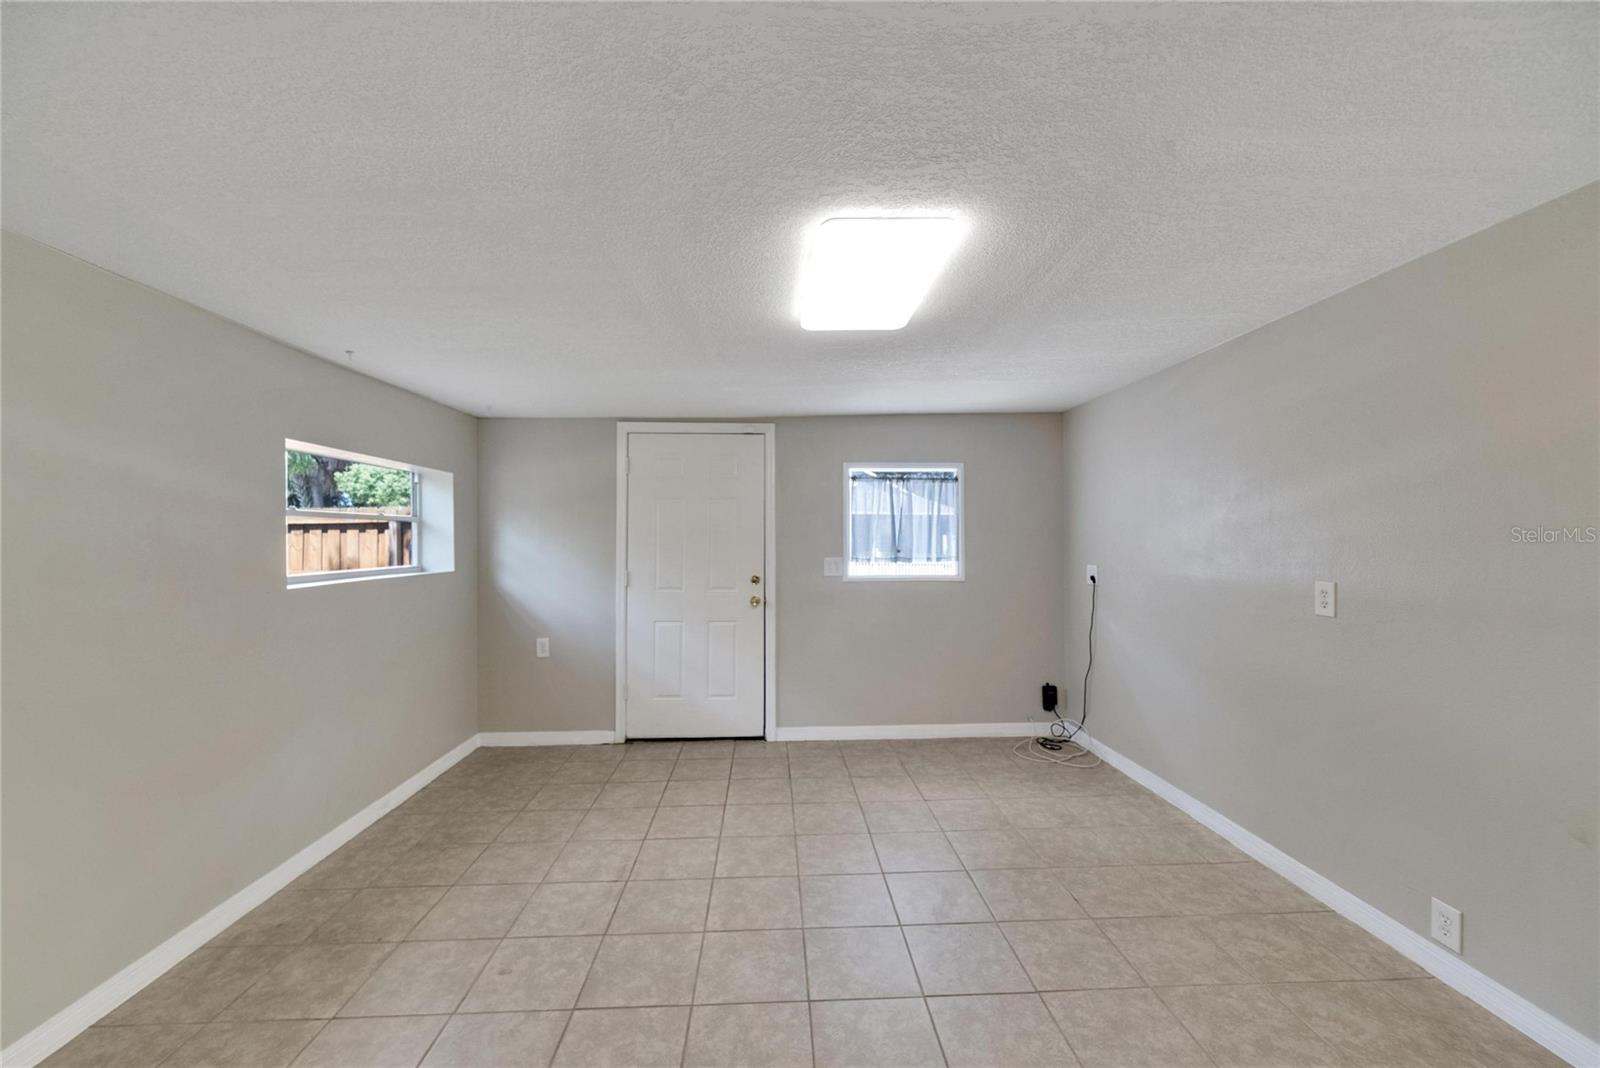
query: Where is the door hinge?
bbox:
[624,569,631,588]
[624,456,631,474]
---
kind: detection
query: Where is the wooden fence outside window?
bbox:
[285,515,413,574]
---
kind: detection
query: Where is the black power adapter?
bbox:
[1039,682,1064,749]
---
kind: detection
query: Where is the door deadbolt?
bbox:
[751,574,761,584]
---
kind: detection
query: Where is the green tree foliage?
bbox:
[334,462,412,509]
[287,452,410,510]
[286,450,345,508]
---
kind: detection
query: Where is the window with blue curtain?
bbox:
[845,465,963,579]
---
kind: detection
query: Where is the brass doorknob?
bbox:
[750,595,763,607]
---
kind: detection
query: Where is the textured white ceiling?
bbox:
[4,3,1595,417]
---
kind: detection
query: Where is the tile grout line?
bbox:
[685,803,724,1067]
[422,744,578,1067]
[528,740,603,1068]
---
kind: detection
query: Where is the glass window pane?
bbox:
[286,449,412,517]
[846,466,960,578]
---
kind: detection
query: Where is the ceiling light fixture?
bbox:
[795,215,967,331]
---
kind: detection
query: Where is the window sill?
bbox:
[844,571,965,582]
[286,566,425,589]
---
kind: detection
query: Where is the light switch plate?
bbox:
[823,556,843,577]
[535,637,550,658]
[1314,580,1336,617]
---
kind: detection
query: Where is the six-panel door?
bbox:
[625,433,766,738]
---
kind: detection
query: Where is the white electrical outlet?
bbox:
[1431,897,1462,953]
[535,637,550,658]
[1086,564,1098,585]
[823,557,843,577]
[1314,580,1336,617]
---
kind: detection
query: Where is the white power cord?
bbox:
[1011,718,1101,768]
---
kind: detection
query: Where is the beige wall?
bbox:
[776,415,1063,727]
[1061,185,1599,1038]
[478,419,618,732]
[477,414,1065,733]
[0,234,480,1044]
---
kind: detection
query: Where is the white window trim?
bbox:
[843,461,966,582]
[285,564,425,589]
[284,439,425,589]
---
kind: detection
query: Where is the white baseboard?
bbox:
[0,733,481,1068]
[21,722,1592,1068]
[1081,732,1599,1068]
[774,721,1041,742]
[478,730,617,746]
[490,724,1037,745]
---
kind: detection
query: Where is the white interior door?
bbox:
[625,432,766,738]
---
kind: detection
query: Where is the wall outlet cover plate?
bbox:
[1431,897,1462,953]
[1314,580,1336,617]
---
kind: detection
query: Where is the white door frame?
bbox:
[616,421,777,742]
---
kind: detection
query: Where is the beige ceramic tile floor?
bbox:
[45,738,1564,1067]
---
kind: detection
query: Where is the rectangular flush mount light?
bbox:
[795,215,967,331]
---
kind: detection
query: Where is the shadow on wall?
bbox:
[487,526,606,649]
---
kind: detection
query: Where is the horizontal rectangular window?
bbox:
[286,441,420,584]
[845,464,963,580]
